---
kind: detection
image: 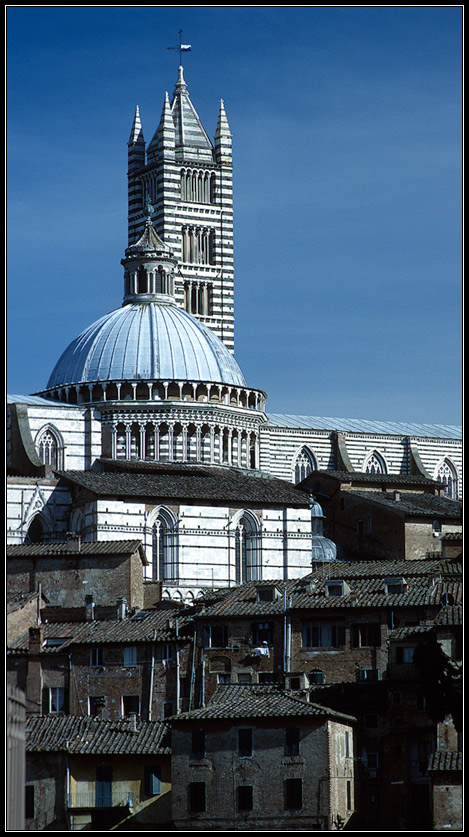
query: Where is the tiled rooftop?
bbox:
[26,714,171,755]
[8,606,192,652]
[195,559,462,617]
[428,750,462,772]
[7,540,144,558]
[343,490,462,518]
[170,684,356,723]
[57,464,310,506]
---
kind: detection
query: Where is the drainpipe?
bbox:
[283,590,291,676]
[175,619,180,713]
[148,631,156,721]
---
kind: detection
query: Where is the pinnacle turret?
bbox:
[128,105,146,172]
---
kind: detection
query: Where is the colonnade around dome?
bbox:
[44,379,267,411]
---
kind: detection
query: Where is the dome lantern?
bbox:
[121,198,179,305]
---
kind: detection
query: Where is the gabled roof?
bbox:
[7,540,145,560]
[169,684,356,723]
[26,715,171,755]
[8,606,191,652]
[266,414,462,440]
[56,463,310,506]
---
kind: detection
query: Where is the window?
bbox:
[358,668,379,682]
[252,622,274,646]
[385,577,406,594]
[203,625,228,648]
[258,672,275,685]
[96,766,113,807]
[364,451,386,474]
[152,510,178,581]
[235,513,261,583]
[42,686,67,714]
[345,731,350,758]
[395,646,415,664]
[36,426,63,469]
[285,778,302,810]
[436,459,459,499]
[238,728,253,757]
[25,786,34,819]
[302,621,346,648]
[293,447,316,484]
[189,782,206,813]
[89,696,105,717]
[144,765,161,796]
[351,623,381,647]
[192,730,205,758]
[285,727,300,756]
[325,580,350,597]
[391,691,402,706]
[366,752,379,770]
[90,647,103,667]
[346,780,352,811]
[256,586,277,602]
[217,673,231,684]
[122,695,140,717]
[156,643,174,662]
[310,670,325,684]
[123,646,137,667]
[237,786,253,811]
[237,673,252,684]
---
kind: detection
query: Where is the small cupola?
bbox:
[121,196,178,305]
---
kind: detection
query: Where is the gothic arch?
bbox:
[363,450,388,475]
[292,446,317,484]
[35,424,65,470]
[147,506,179,582]
[232,510,262,584]
[25,512,52,544]
[434,457,459,499]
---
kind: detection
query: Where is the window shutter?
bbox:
[42,687,49,714]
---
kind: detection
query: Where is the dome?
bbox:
[311,535,338,564]
[46,302,246,389]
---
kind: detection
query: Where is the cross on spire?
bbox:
[167,29,191,66]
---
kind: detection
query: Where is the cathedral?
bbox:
[7,65,462,601]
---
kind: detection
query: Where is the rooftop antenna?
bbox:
[167,28,192,66]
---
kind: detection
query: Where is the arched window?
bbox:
[235,512,261,584]
[364,451,387,475]
[25,515,45,544]
[435,459,459,499]
[36,426,64,469]
[152,509,178,582]
[293,447,316,484]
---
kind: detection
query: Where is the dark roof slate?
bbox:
[8,606,192,652]
[57,465,309,506]
[196,560,462,617]
[7,540,144,558]
[170,684,356,723]
[26,715,171,755]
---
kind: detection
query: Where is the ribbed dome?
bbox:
[46,302,246,389]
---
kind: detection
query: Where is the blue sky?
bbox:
[7,6,462,425]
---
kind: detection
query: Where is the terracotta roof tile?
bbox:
[26,715,171,755]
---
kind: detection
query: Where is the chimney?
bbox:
[128,712,138,732]
[85,595,95,621]
[26,627,44,716]
[393,491,400,501]
[116,597,127,621]
[66,532,81,552]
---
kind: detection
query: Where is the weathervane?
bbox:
[167,29,191,65]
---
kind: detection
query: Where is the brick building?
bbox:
[25,714,171,830]
[169,683,356,830]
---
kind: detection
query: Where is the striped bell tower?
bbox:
[127,66,235,353]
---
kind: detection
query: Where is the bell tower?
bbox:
[127,66,235,353]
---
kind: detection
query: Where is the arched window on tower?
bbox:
[235,512,261,584]
[435,459,459,499]
[152,509,178,582]
[364,451,387,475]
[36,426,64,470]
[293,447,316,484]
